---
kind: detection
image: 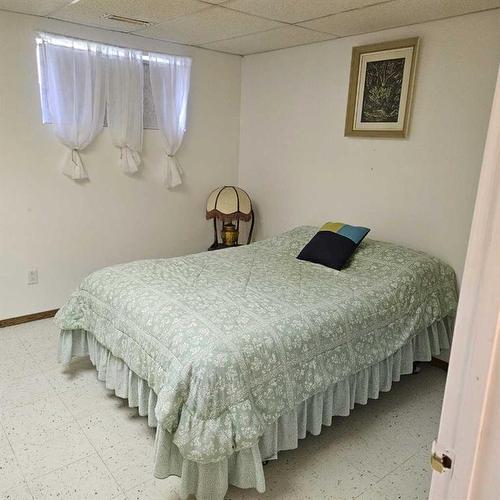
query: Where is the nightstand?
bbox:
[208,243,240,251]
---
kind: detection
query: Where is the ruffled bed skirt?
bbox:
[58,316,453,500]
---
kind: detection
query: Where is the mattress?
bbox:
[55,226,457,493]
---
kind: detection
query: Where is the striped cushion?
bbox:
[297,222,370,270]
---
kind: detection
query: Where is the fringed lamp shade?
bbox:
[206,186,254,248]
[206,186,252,222]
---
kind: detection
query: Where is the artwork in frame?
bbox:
[345,38,419,138]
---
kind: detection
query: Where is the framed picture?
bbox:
[345,37,419,138]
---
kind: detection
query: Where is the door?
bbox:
[429,68,500,499]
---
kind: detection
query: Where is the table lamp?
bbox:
[206,186,254,249]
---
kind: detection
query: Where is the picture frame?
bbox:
[345,37,419,138]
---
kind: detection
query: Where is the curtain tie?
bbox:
[164,152,182,189]
[71,148,79,165]
[63,148,88,180]
[118,146,140,174]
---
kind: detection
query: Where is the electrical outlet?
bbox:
[27,269,38,285]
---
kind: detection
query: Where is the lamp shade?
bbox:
[206,186,252,222]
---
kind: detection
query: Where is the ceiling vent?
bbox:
[105,14,150,27]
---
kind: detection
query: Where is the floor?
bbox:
[0,319,446,500]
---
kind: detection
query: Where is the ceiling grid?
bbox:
[0,0,499,55]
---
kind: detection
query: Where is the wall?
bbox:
[2,9,499,320]
[239,9,500,282]
[0,10,241,318]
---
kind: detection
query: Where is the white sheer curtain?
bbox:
[149,53,191,189]
[39,35,107,180]
[106,47,144,174]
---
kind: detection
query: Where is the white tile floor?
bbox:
[0,319,446,500]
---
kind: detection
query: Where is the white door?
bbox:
[429,68,500,499]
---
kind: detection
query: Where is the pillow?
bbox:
[297,222,370,270]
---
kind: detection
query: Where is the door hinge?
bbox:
[431,440,454,474]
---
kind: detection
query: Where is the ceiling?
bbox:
[1,0,499,55]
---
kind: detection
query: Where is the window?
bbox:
[36,35,159,129]
[34,32,191,186]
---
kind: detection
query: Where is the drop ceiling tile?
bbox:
[0,0,72,16]
[49,0,209,33]
[299,0,500,36]
[225,0,387,24]
[203,25,336,55]
[135,5,284,45]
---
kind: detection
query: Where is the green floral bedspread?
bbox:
[56,226,457,463]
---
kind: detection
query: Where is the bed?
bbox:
[55,226,457,499]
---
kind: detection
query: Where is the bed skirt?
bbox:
[58,316,453,500]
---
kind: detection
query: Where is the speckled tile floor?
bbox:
[0,319,446,500]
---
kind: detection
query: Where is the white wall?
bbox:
[2,9,499,319]
[0,11,241,318]
[239,9,500,281]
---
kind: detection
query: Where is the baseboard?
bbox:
[431,356,449,371]
[0,309,59,328]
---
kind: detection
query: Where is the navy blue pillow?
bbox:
[297,222,370,270]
